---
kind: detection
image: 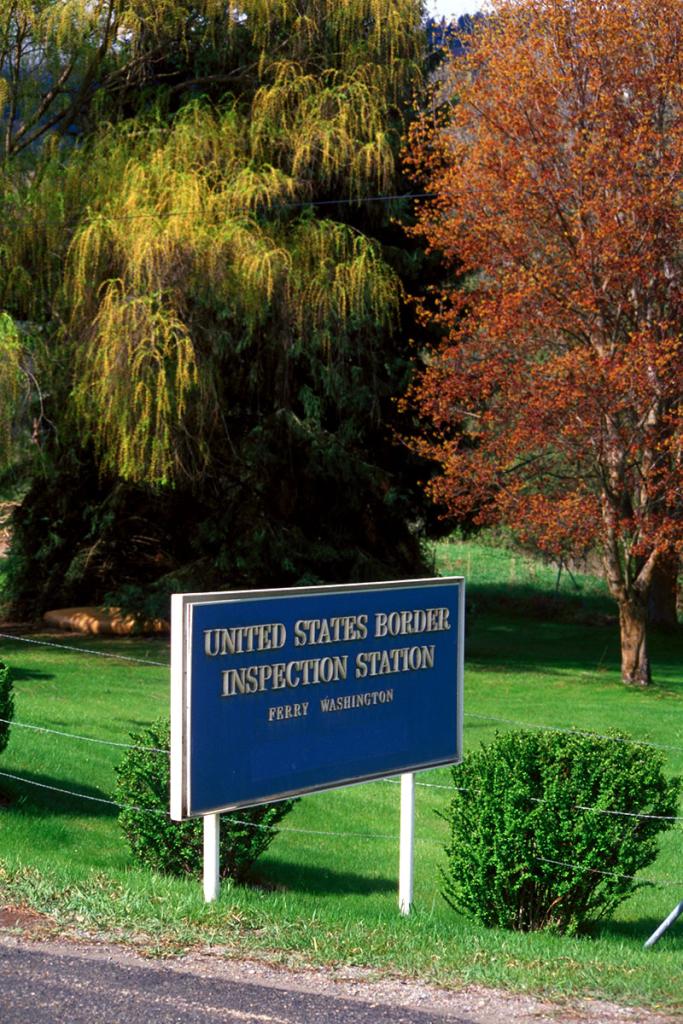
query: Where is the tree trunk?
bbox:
[618,598,651,686]
[647,555,680,630]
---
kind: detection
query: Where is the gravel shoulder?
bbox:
[0,912,679,1024]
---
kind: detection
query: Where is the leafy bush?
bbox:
[0,661,14,756]
[115,720,296,882]
[441,729,681,934]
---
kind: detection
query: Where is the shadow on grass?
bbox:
[468,582,615,626]
[0,769,118,818]
[258,858,395,896]
[467,611,683,691]
[6,665,54,681]
[468,584,681,632]
[595,915,683,949]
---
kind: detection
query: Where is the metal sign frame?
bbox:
[171,576,464,821]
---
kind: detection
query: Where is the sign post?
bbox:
[203,812,220,902]
[171,577,464,907]
[399,772,415,915]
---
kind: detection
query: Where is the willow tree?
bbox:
[1,1,239,445]
[2,1,431,614]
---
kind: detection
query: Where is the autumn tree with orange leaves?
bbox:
[405,0,682,685]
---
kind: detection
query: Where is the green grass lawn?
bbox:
[0,539,682,1011]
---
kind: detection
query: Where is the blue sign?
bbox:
[171,578,463,818]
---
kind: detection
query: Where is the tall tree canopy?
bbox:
[1,1,432,615]
[405,0,683,685]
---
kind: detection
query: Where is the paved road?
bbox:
[0,933,675,1024]
[0,937,476,1024]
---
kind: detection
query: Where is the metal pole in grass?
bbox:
[399,772,415,914]
[644,900,683,948]
[203,812,220,902]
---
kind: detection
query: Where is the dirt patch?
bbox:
[0,905,51,930]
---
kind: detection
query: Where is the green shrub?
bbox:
[0,661,14,756]
[115,720,296,882]
[441,729,681,934]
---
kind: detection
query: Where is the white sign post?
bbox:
[202,777,418,909]
[203,812,220,902]
[399,771,415,914]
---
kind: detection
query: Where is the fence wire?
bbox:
[0,630,168,668]
[3,630,682,753]
[0,717,166,753]
[465,712,683,752]
[2,629,683,887]
[4,716,682,824]
[1,767,682,888]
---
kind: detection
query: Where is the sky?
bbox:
[427,0,485,19]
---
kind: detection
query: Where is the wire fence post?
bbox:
[203,812,220,902]
[399,772,415,915]
[644,899,683,949]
